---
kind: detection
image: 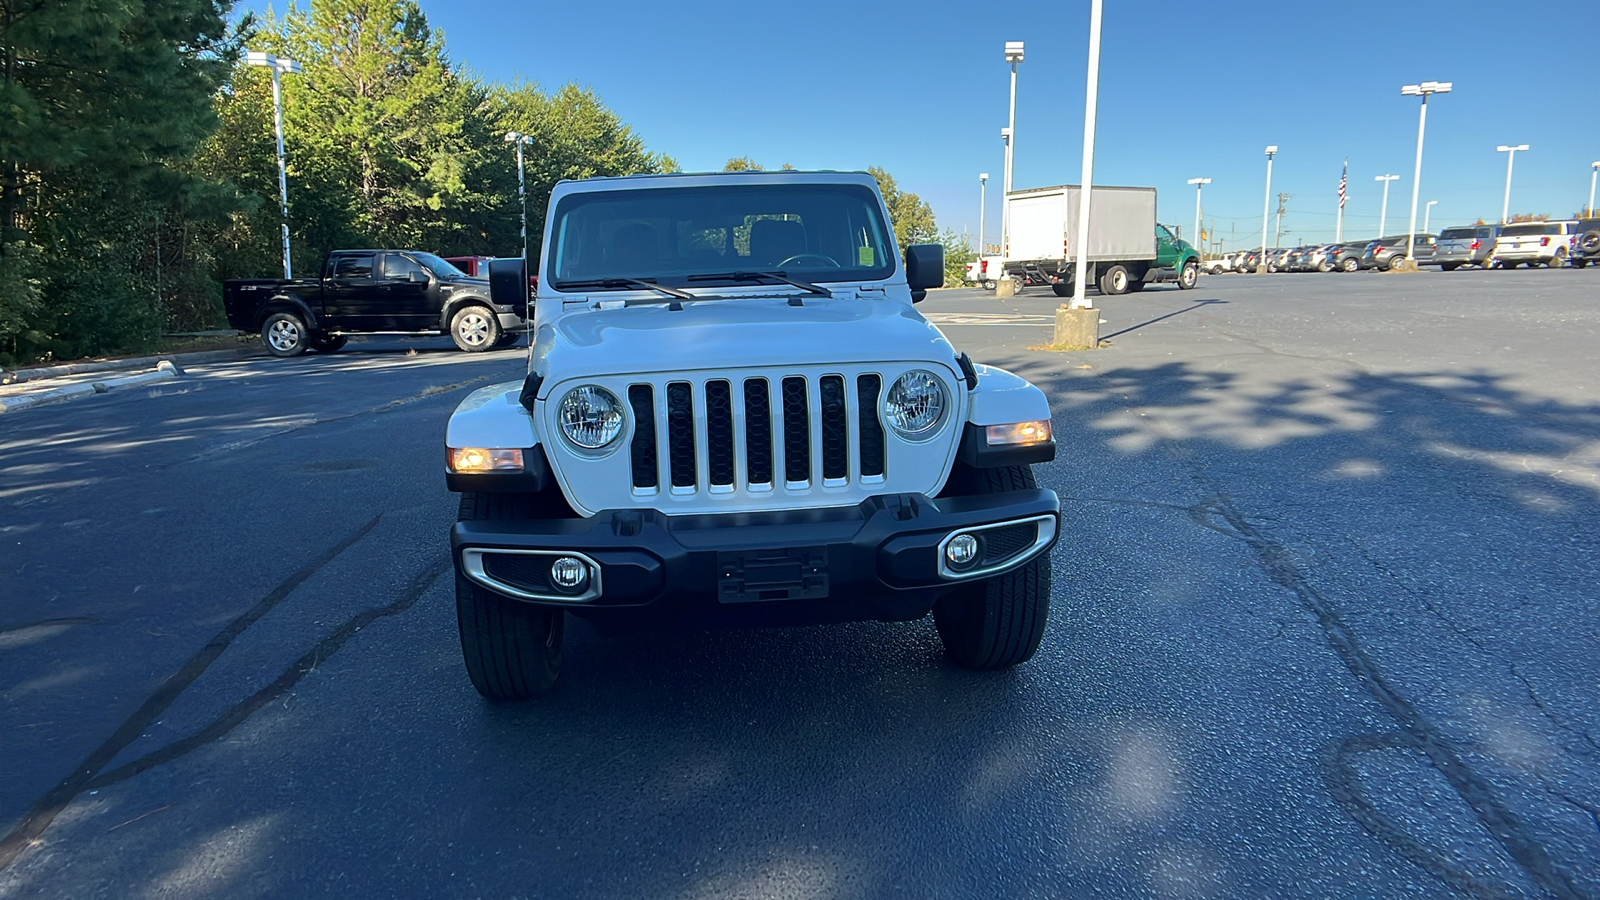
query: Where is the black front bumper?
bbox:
[451,489,1060,627]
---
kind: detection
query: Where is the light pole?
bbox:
[1069,6,1101,311]
[1257,146,1276,274]
[978,173,988,258]
[1187,178,1211,255]
[1589,161,1598,217]
[1375,174,1399,237]
[504,131,534,263]
[1497,144,1528,224]
[1399,81,1450,265]
[1424,200,1438,234]
[245,51,301,279]
[1000,41,1023,264]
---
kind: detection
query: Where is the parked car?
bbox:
[1283,247,1308,271]
[1565,219,1600,268]
[1494,221,1578,268]
[443,170,1062,698]
[1202,254,1233,275]
[965,255,1004,290]
[224,250,525,357]
[1430,225,1499,270]
[1327,242,1369,272]
[1362,234,1437,270]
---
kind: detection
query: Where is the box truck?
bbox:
[1002,185,1201,296]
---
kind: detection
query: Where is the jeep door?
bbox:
[322,253,380,330]
[378,252,436,331]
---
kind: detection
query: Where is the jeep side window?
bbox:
[332,254,375,279]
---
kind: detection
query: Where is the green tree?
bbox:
[723,157,764,172]
[0,0,245,362]
[865,167,937,249]
[938,228,975,286]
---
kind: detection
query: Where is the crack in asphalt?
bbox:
[0,515,382,870]
[1189,497,1586,900]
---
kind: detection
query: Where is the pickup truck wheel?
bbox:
[982,279,997,291]
[262,312,310,357]
[933,464,1051,669]
[1098,264,1130,295]
[450,305,501,352]
[1177,260,1199,289]
[311,334,347,353]
[455,492,565,700]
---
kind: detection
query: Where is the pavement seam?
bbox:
[0,515,381,871]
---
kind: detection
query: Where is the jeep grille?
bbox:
[625,373,886,494]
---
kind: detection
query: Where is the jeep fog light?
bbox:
[986,420,1052,446]
[550,557,588,590]
[885,369,947,438]
[448,447,524,473]
[557,385,624,450]
[945,533,980,569]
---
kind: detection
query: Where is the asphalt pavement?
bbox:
[1,269,1597,899]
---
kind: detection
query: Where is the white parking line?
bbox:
[923,313,1055,326]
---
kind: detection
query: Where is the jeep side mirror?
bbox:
[904,243,944,302]
[488,257,530,311]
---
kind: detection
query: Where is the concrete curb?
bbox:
[1,344,260,386]
[0,361,180,415]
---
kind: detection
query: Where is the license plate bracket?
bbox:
[717,547,829,603]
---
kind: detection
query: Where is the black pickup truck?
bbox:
[224,250,527,357]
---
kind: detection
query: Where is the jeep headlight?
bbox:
[557,385,624,450]
[884,369,947,439]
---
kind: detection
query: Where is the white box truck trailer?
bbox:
[1003,185,1200,296]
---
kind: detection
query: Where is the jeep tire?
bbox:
[455,492,564,700]
[933,464,1052,669]
[262,311,310,357]
[450,305,501,352]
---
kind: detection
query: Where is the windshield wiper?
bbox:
[558,277,697,301]
[686,270,832,297]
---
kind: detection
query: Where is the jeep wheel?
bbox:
[933,464,1051,669]
[1575,259,1589,268]
[1098,264,1131,295]
[262,311,310,357]
[450,305,501,352]
[1341,257,1359,272]
[1578,230,1600,256]
[1177,260,1199,290]
[455,492,565,700]
[311,334,348,353]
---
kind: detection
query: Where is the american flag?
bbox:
[1338,159,1348,209]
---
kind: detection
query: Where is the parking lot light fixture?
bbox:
[1589,161,1598,217]
[244,51,302,279]
[1400,81,1449,266]
[1258,146,1277,274]
[1000,41,1023,264]
[1425,200,1438,234]
[504,131,535,262]
[1187,178,1210,255]
[978,173,988,258]
[1375,174,1399,238]
[1496,144,1528,225]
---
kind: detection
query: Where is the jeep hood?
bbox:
[535,294,955,387]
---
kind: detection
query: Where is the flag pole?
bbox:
[1336,158,1347,243]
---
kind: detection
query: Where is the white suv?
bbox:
[442,171,1062,699]
[1494,221,1578,268]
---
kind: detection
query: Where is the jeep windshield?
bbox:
[546,182,896,293]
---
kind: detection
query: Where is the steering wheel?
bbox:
[774,253,842,269]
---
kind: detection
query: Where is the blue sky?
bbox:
[250,0,1598,250]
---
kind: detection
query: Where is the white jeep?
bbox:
[443,171,1061,699]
